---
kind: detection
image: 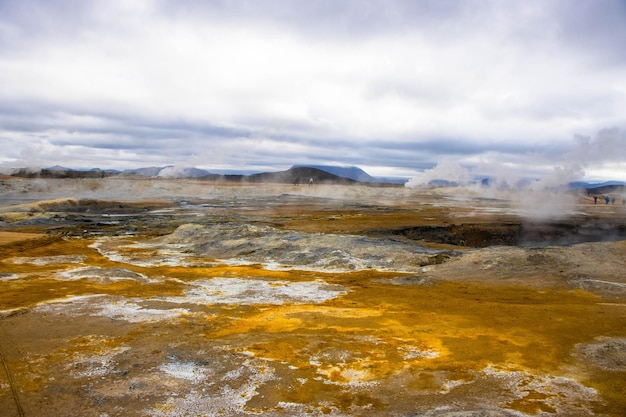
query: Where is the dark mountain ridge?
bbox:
[291,165,374,182]
[569,180,626,189]
[585,184,626,196]
[248,166,356,184]
[8,165,402,185]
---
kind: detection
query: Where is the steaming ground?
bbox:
[0,177,625,416]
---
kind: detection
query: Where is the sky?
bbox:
[1,0,625,182]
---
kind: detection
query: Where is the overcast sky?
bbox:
[1,0,625,181]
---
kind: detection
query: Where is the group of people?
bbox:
[593,195,625,205]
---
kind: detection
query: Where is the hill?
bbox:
[568,181,626,196]
[247,167,357,184]
[570,180,626,189]
[3,165,395,186]
[586,184,626,196]
[9,165,390,185]
[292,165,374,182]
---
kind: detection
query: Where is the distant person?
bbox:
[594,196,598,204]
[605,195,610,204]
[309,178,314,186]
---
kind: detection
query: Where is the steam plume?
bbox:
[406,128,625,220]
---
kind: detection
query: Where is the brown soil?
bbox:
[0,231,45,245]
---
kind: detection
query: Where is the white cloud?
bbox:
[0,0,625,180]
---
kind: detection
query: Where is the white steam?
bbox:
[408,128,625,190]
[406,128,626,220]
[157,165,196,178]
[405,159,473,188]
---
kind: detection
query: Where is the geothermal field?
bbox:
[0,176,625,417]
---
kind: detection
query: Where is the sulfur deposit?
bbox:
[0,178,625,416]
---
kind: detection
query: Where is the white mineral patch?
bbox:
[439,378,471,394]
[318,365,378,387]
[480,365,599,414]
[0,307,25,316]
[0,272,19,280]
[57,266,153,283]
[10,254,86,265]
[282,402,351,416]
[66,338,130,378]
[147,358,275,417]
[35,294,106,307]
[34,295,192,323]
[93,224,430,272]
[162,278,346,305]
[310,250,373,272]
[90,238,210,268]
[398,345,440,360]
[158,361,208,383]
[89,238,149,265]
[92,300,191,323]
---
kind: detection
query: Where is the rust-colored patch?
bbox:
[0,231,46,246]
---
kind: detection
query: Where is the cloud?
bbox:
[407,127,626,188]
[0,0,625,179]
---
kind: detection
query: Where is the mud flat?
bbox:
[0,178,625,416]
[0,231,45,245]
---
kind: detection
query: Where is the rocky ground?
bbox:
[0,177,625,416]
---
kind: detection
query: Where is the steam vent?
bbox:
[1,177,625,416]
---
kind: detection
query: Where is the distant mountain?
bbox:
[248,166,356,184]
[568,181,626,196]
[157,166,212,178]
[16,166,622,189]
[586,184,626,195]
[46,165,72,171]
[569,180,626,189]
[8,164,403,185]
[292,165,374,182]
[292,165,407,184]
[44,165,120,175]
[4,164,399,186]
[122,166,164,177]
[88,168,117,173]
[373,176,409,185]
[205,169,264,176]
[17,167,107,178]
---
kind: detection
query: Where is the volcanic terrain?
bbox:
[0,176,625,416]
